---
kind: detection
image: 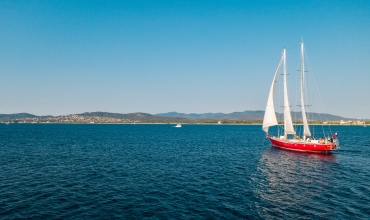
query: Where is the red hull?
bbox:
[267,136,336,153]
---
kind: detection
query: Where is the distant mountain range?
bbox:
[0,112,190,123]
[0,113,52,120]
[0,110,357,123]
[155,111,265,120]
[78,112,190,123]
[155,111,354,122]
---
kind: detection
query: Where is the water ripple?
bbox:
[0,124,369,219]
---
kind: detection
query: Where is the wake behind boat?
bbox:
[262,41,338,153]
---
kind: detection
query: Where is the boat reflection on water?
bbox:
[251,147,337,218]
[270,146,337,162]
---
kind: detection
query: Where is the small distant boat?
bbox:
[5,122,10,125]
[360,118,366,127]
[262,41,338,153]
[175,123,182,128]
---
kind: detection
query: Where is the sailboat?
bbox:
[262,42,338,153]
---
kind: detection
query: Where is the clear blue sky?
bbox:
[1,0,369,118]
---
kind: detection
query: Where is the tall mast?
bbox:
[300,42,311,138]
[283,48,295,136]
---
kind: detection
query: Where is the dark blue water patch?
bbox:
[0,124,369,219]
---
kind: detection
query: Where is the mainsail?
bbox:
[262,52,283,133]
[283,48,295,135]
[300,42,311,137]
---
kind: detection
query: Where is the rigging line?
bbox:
[286,44,300,50]
[306,49,332,136]
[304,59,312,135]
[304,49,322,136]
[305,61,317,137]
[308,59,324,136]
[294,49,301,135]
[303,55,311,134]
[278,67,282,137]
[294,75,303,136]
[305,49,333,136]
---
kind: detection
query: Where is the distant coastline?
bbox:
[0,111,368,125]
[1,122,368,126]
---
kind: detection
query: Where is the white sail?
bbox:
[300,42,311,137]
[283,48,295,135]
[262,52,283,133]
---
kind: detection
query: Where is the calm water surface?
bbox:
[0,124,369,219]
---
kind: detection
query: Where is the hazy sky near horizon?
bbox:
[1,0,369,118]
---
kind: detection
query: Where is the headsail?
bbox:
[262,52,283,133]
[283,48,295,135]
[300,42,311,137]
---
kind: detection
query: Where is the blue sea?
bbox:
[0,124,369,219]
